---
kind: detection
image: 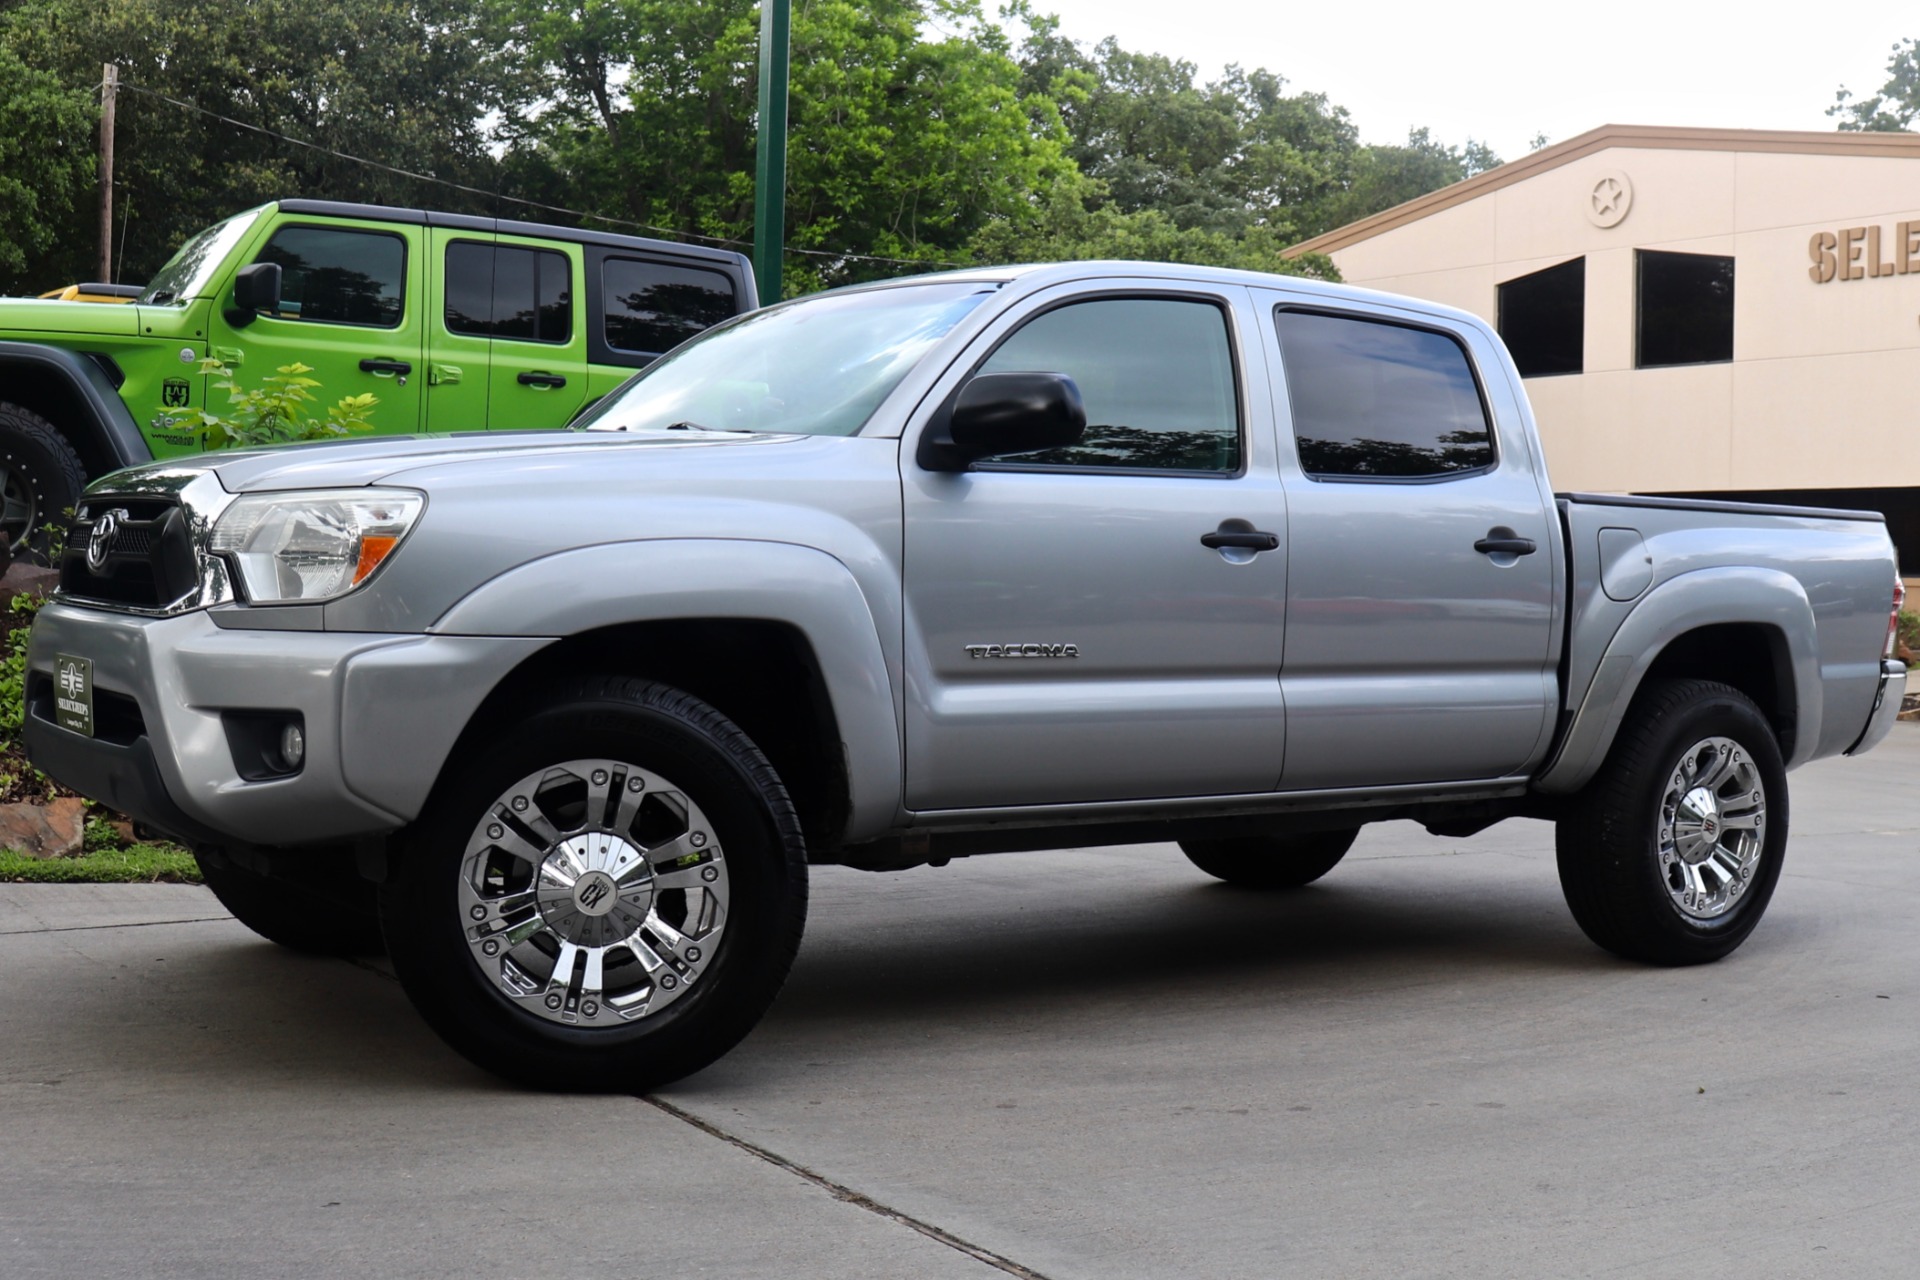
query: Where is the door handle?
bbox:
[518,372,567,389]
[1474,527,1538,556]
[1190,529,1282,552]
[359,358,413,376]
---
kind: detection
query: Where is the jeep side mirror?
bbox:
[917,371,1086,472]
[226,261,282,326]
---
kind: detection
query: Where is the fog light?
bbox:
[279,722,306,770]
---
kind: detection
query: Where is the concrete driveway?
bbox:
[4,729,1918,1278]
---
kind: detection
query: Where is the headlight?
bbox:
[210,489,425,604]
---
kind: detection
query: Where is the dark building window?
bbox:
[1273,309,1494,480]
[1497,257,1584,376]
[1637,250,1734,368]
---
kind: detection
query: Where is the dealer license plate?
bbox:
[53,653,93,738]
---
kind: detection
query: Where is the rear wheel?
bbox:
[1179,828,1358,888]
[0,401,85,558]
[380,678,808,1092]
[1555,679,1787,965]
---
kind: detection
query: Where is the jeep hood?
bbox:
[0,297,142,337]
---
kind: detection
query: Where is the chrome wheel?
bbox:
[458,758,729,1029]
[1657,735,1766,921]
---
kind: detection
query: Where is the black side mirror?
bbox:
[917,371,1086,472]
[226,261,282,326]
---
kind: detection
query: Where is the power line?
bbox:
[114,81,967,271]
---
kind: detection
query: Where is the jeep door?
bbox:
[1256,293,1559,789]
[900,282,1289,810]
[484,235,588,429]
[207,218,425,431]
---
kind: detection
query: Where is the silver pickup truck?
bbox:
[24,264,1905,1091]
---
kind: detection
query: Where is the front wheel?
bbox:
[1555,679,1788,966]
[380,678,808,1092]
[0,401,86,557]
[1179,828,1358,888]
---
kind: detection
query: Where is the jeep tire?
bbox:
[0,401,86,558]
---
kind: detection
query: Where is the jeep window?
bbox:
[138,208,265,305]
[1274,309,1494,480]
[257,226,406,328]
[976,297,1241,473]
[444,243,572,344]
[603,259,738,355]
[577,283,995,438]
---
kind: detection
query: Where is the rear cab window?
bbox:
[1272,308,1494,480]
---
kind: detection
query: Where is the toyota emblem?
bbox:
[86,509,127,574]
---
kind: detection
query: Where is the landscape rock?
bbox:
[0,562,59,613]
[0,798,87,858]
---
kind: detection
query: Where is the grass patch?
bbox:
[0,844,201,884]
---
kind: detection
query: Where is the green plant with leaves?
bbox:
[159,360,378,448]
[0,592,43,749]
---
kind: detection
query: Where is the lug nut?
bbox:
[685,946,701,962]
[488,824,504,840]
[628,777,645,792]
[545,993,563,1010]
[581,1001,599,1017]
[511,796,529,812]
[470,905,487,921]
[660,975,677,990]
[700,866,719,882]
[690,832,707,847]
[482,940,500,957]
[591,770,608,785]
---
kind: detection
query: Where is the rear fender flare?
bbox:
[1534,566,1818,794]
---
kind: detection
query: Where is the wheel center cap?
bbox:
[573,869,619,918]
[1676,786,1722,864]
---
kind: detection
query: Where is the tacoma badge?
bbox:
[965,643,1080,659]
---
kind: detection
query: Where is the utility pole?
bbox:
[752,0,790,304]
[98,63,117,283]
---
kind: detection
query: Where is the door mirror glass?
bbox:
[921,371,1086,471]
[227,261,282,325]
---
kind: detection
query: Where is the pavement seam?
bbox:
[642,1095,1055,1280]
[0,915,230,937]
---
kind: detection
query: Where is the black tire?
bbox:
[1555,679,1788,966]
[0,401,86,558]
[1180,828,1359,888]
[195,852,386,955]
[379,677,808,1092]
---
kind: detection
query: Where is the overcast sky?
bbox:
[1026,0,1916,161]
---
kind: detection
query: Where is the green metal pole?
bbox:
[753,0,791,304]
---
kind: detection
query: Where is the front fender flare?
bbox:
[1533,566,1818,794]
[430,539,902,840]
[0,341,151,470]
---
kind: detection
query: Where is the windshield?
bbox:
[577,282,997,437]
[138,208,265,305]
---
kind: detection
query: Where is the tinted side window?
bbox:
[978,297,1240,473]
[259,226,405,327]
[1498,257,1584,377]
[494,247,572,344]
[443,240,494,337]
[1274,310,1493,480]
[604,259,738,354]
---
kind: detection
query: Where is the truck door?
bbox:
[208,219,424,432]
[1260,296,1557,790]
[425,229,495,431]
[900,283,1289,810]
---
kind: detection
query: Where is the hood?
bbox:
[98,428,802,495]
[0,297,142,337]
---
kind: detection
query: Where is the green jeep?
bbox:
[0,199,759,551]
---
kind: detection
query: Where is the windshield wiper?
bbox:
[664,421,754,434]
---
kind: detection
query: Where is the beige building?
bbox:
[1288,124,1920,569]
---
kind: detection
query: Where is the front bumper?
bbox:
[24,604,545,847]
[1846,659,1908,757]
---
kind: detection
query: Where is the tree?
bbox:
[0,0,506,293]
[1304,128,1501,235]
[1832,38,1920,132]
[0,44,93,280]
[489,0,1078,293]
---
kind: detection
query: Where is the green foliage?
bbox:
[157,361,378,448]
[0,0,506,293]
[0,43,94,278]
[1832,38,1920,132]
[0,844,199,882]
[0,593,44,748]
[1896,608,1920,660]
